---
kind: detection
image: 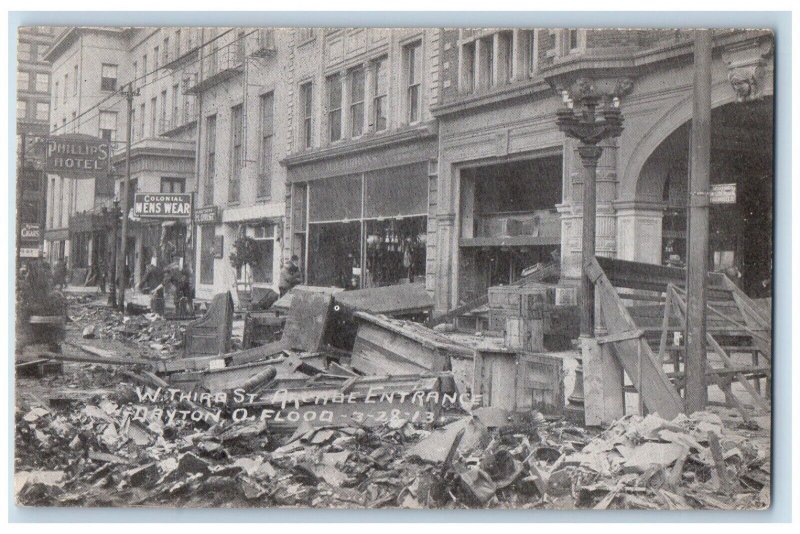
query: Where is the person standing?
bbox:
[278,255,303,297]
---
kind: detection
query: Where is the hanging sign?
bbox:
[710,183,737,204]
[20,223,41,240]
[133,193,193,219]
[44,134,112,177]
[196,205,221,224]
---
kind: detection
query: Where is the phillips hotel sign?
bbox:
[44,135,111,176]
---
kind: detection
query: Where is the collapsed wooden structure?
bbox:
[584,256,771,425]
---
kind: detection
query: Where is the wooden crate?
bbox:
[472,349,564,415]
[504,316,544,352]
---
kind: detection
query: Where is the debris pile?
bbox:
[69,301,188,355]
[14,370,769,510]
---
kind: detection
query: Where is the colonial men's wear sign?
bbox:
[133,193,193,219]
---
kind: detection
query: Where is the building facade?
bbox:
[43,27,200,289]
[16,26,58,263]
[430,29,774,313]
[40,27,774,306]
[170,28,289,301]
[282,28,441,293]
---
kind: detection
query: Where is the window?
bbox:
[37,45,48,61]
[101,64,117,91]
[63,73,68,102]
[73,65,78,94]
[154,46,160,70]
[160,90,167,132]
[204,114,217,206]
[99,110,117,141]
[35,73,48,92]
[527,30,538,75]
[372,56,388,132]
[36,102,49,121]
[480,36,494,89]
[132,61,138,87]
[200,226,215,285]
[298,28,315,43]
[498,31,513,83]
[163,37,169,64]
[258,92,274,198]
[171,84,179,126]
[150,97,157,137]
[229,104,243,202]
[130,108,136,141]
[404,41,422,123]
[53,81,59,109]
[71,112,77,133]
[142,54,147,84]
[300,82,313,149]
[18,43,32,61]
[18,71,30,91]
[175,30,182,58]
[17,100,27,119]
[349,66,365,138]
[139,103,146,140]
[568,30,579,51]
[326,73,342,142]
[160,177,186,193]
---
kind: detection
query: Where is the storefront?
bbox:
[67,211,110,286]
[286,136,438,291]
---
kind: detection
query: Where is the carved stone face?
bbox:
[728,70,754,100]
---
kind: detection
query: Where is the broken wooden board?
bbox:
[587,257,684,420]
[333,282,433,318]
[350,311,471,375]
[183,291,234,357]
[281,290,334,353]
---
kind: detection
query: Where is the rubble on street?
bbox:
[14,290,770,510]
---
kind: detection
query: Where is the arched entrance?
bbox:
[634,97,773,297]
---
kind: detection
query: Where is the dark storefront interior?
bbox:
[458,154,563,303]
[655,98,773,298]
[304,162,429,289]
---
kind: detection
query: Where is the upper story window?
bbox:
[498,31,513,84]
[298,28,315,43]
[258,92,274,198]
[18,71,30,91]
[36,102,49,121]
[229,104,244,202]
[63,73,68,102]
[568,30,580,51]
[404,41,422,124]
[37,45,48,62]
[142,54,148,84]
[205,115,217,181]
[154,46,160,70]
[139,103,146,140]
[175,30,182,58]
[35,72,49,93]
[99,110,117,142]
[300,81,313,149]
[160,177,186,193]
[349,66,365,138]
[73,65,78,94]
[163,37,170,64]
[101,63,118,91]
[326,73,343,142]
[17,100,27,120]
[53,81,59,109]
[478,36,493,90]
[18,43,32,61]
[371,56,388,132]
[150,96,157,137]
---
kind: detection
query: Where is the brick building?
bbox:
[16,26,58,263]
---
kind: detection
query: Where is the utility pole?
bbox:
[685,30,713,413]
[116,83,139,312]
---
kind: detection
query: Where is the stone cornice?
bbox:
[282,121,438,168]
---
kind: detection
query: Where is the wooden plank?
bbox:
[583,337,624,426]
[281,290,334,352]
[333,282,433,317]
[587,258,684,420]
